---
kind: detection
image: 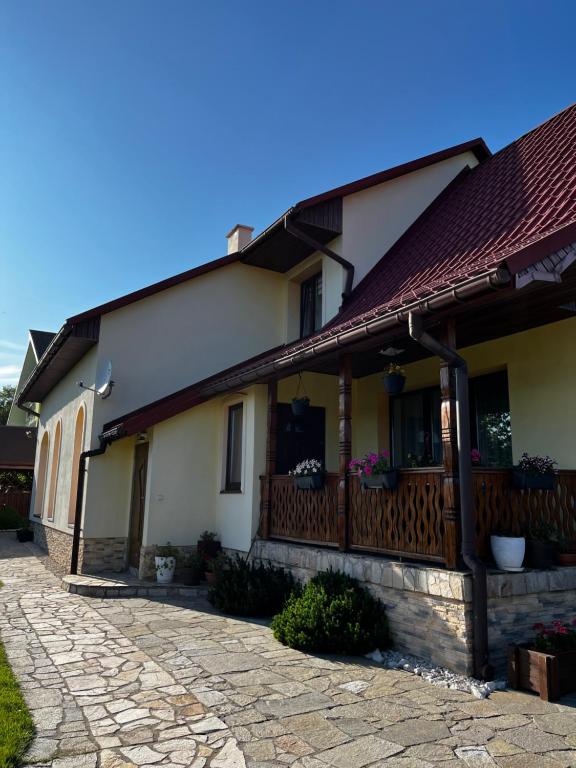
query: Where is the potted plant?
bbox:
[558,538,576,567]
[491,527,525,571]
[290,459,324,490]
[526,521,559,569]
[471,448,482,467]
[383,363,406,396]
[350,451,398,490]
[509,619,576,701]
[179,552,203,585]
[291,395,310,417]
[155,542,178,584]
[512,453,557,491]
[204,553,225,585]
[16,520,33,543]
[197,530,222,559]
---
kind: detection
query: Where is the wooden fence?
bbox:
[0,487,32,519]
[262,469,576,566]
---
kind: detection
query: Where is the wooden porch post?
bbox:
[260,380,277,540]
[338,355,352,551]
[440,320,462,569]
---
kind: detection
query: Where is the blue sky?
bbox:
[1,0,575,385]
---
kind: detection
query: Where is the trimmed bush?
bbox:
[0,506,24,531]
[272,569,390,655]
[208,555,297,617]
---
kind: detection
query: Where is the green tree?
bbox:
[0,385,15,425]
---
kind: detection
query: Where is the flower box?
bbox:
[361,470,398,490]
[294,473,324,491]
[512,470,555,491]
[508,644,576,701]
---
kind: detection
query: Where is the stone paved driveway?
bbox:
[1,535,576,767]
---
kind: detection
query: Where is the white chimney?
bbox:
[226,224,254,254]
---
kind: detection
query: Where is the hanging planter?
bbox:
[383,363,406,396]
[291,372,310,416]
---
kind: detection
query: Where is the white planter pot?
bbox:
[155,556,176,584]
[491,535,525,571]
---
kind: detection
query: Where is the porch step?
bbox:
[61,572,210,600]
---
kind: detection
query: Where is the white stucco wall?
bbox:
[30,349,97,531]
[342,151,479,286]
[142,384,267,553]
[93,262,286,428]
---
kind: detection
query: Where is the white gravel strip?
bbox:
[365,649,507,698]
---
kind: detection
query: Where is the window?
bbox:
[391,388,441,468]
[225,403,243,491]
[68,405,86,524]
[469,371,512,467]
[34,431,50,517]
[390,371,512,469]
[46,420,62,521]
[300,273,322,338]
[275,403,326,474]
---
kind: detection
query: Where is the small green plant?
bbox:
[529,521,559,542]
[0,506,24,531]
[272,569,390,655]
[156,542,178,558]
[208,555,296,617]
[200,530,218,542]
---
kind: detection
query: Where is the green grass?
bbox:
[0,600,34,767]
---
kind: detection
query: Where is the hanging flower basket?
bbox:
[291,397,310,417]
[383,363,406,395]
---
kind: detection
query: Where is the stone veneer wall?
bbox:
[253,539,576,677]
[487,567,576,672]
[252,539,475,675]
[32,521,127,574]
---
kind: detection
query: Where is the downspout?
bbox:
[284,214,355,301]
[408,312,493,681]
[70,437,111,575]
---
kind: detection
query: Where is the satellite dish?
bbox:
[97,361,114,399]
[77,360,115,399]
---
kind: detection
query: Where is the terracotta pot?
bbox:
[558,552,576,567]
[205,571,217,585]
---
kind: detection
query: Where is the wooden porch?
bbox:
[260,469,576,568]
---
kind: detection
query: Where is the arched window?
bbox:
[68,406,86,525]
[34,431,50,518]
[46,420,62,521]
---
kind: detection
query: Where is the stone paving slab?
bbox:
[2,532,576,767]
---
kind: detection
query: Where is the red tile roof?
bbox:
[330,102,576,331]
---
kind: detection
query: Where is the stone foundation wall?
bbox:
[253,539,576,677]
[252,540,475,675]
[487,568,576,672]
[81,538,127,574]
[32,521,73,572]
[32,521,127,574]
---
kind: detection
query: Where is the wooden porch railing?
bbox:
[262,469,576,566]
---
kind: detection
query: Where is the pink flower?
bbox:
[381,449,390,458]
[364,466,373,477]
[533,623,545,631]
[558,627,569,635]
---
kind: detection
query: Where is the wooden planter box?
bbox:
[508,644,576,701]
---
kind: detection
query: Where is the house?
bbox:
[15,103,576,676]
[8,329,55,427]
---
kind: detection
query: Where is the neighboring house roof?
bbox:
[29,330,56,361]
[102,103,576,438]
[0,426,37,469]
[18,137,490,407]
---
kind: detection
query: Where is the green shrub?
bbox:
[0,506,24,531]
[208,555,297,617]
[272,569,390,655]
